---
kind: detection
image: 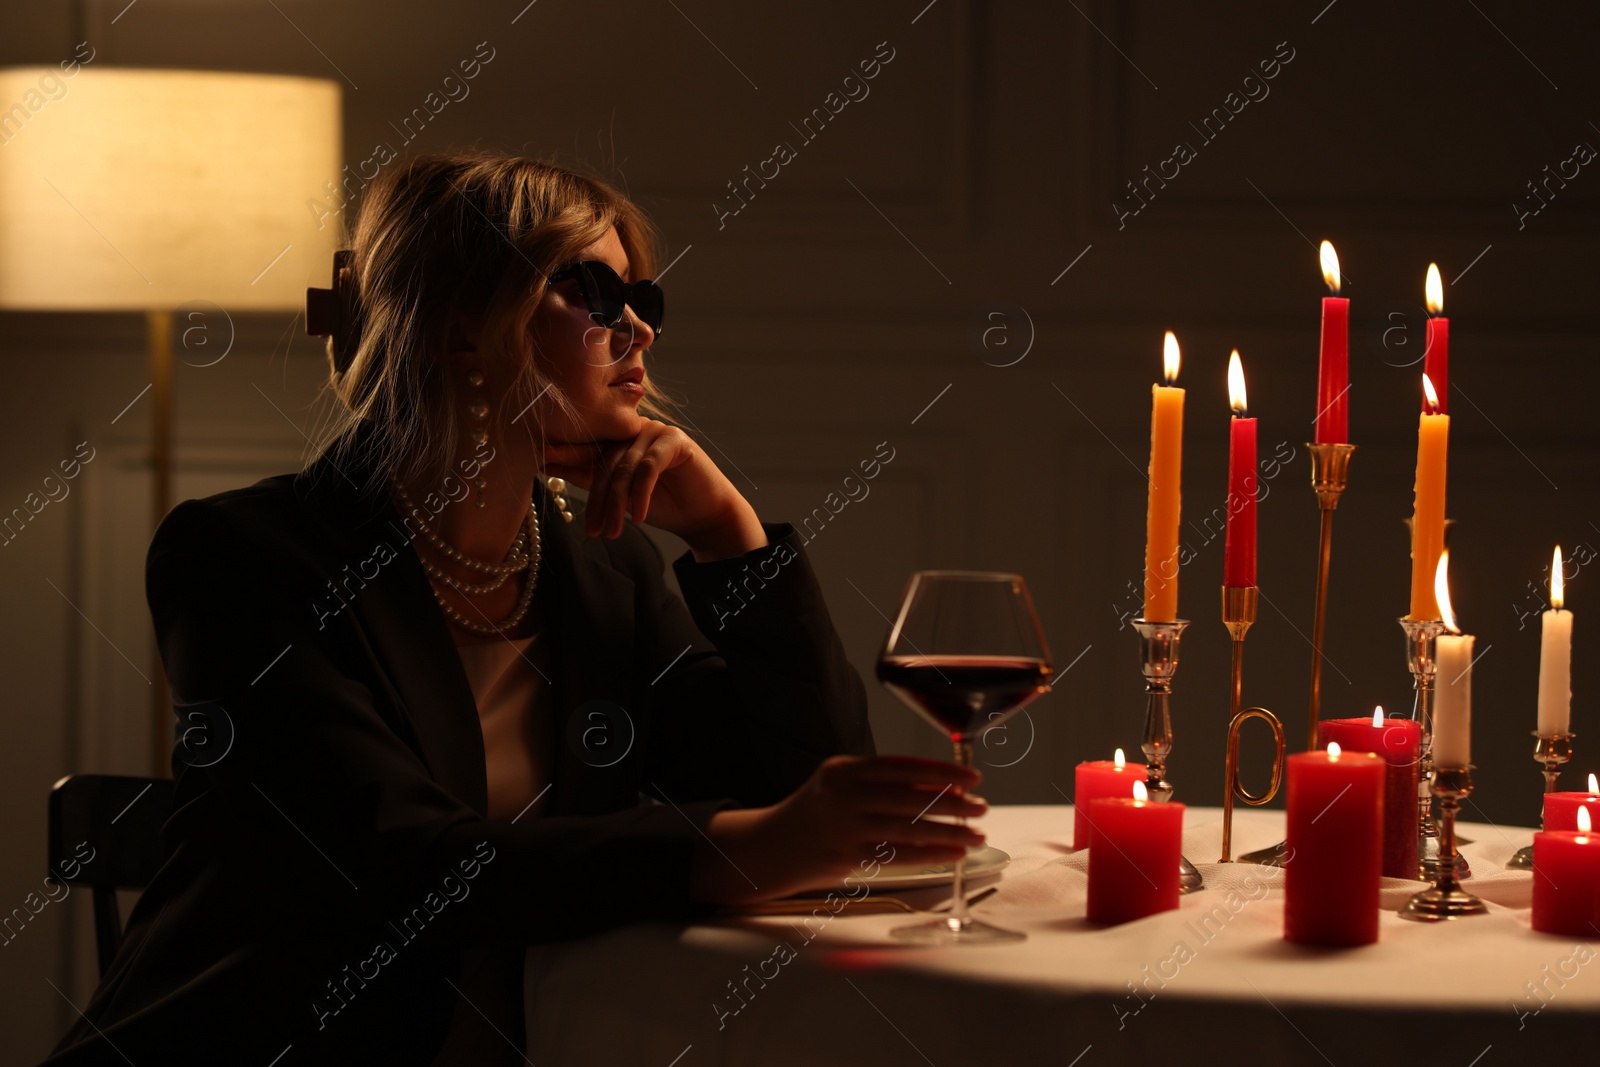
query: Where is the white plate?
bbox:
[865,845,1011,891]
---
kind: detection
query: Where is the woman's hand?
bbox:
[689,755,987,906]
[541,418,766,561]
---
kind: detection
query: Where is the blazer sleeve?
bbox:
[636,521,876,808]
[147,497,736,948]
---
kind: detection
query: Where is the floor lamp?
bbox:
[0,67,342,775]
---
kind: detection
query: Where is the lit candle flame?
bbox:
[1132,779,1149,802]
[1114,747,1126,768]
[1552,546,1565,611]
[1320,240,1340,294]
[1580,806,1592,834]
[1228,350,1247,416]
[1589,772,1597,794]
[1422,373,1440,415]
[1426,263,1444,315]
[1435,550,1459,634]
[1162,331,1181,384]
[1328,741,1342,759]
[1372,706,1384,728]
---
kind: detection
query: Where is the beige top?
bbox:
[453,631,554,822]
[430,630,553,1066]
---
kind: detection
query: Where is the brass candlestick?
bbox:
[1219,586,1285,863]
[1236,442,1351,868]
[1399,764,1489,921]
[1133,618,1203,892]
[1507,731,1575,870]
[1304,442,1355,748]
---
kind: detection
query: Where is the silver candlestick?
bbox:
[1399,765,1488,921]
[1400,616,1471,881]
[1133,618,1203,893]
[1507,731,1575,870]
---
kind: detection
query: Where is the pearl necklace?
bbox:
[391,475,542,636]
[418,537,525,595]
[392,478,532,576]
[414,515,528,595]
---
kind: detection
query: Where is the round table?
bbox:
[523,805,1596,1065]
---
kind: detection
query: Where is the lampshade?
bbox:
[0,67,342,311]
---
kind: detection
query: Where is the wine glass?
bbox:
[876,570,1053,944]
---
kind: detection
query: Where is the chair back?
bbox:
[47,774,176,977]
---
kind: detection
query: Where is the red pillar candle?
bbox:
[1532,809,1600,936]
[1223,350,1257,588]
[1314,240,1349,444]
[1318,709,1421,879]
[1086,783,1183,925]
[1073,749,1147,850]
[1284,744,1384,946]
[1423,263,1448,414]
[1544,782,1600,832]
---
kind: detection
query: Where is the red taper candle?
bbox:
[1314,240,1348,444]
[1423,263,1448,414]
[1224,350,1257,587]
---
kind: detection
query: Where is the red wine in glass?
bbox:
[877,655,1051,742]
[876,571,1053,945]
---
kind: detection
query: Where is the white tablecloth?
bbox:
[524,805,1597,1065]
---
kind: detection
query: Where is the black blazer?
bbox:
[42,421,874,1066]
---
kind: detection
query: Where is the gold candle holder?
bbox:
[1506,731,1575,870]
[1219,586,1285,863]
[1234,443,1350,868]
[1398,764,1489,921]
[1305,442,1355,749]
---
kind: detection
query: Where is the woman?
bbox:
[42,153,984,1066]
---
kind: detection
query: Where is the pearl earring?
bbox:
[545,477,574,523]
[465,369,490,508]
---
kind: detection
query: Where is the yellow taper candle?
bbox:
[1143,332,1185,621]
[1408,373,1449,620]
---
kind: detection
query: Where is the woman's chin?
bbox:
[594,405,646,439]
[547,395,644,444]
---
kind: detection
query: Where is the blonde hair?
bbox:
[312,151,679,494]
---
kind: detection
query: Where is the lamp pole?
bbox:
[148,310,173,777]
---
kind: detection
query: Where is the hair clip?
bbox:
[306,249,358,374]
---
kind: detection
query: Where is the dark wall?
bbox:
[2,1,1598,1056]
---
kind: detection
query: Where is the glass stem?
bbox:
[949,737,973,927]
